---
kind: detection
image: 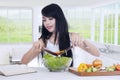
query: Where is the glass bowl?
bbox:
[43,53,72,72]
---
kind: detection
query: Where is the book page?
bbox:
[0,64,37,76]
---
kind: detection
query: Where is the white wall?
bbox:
[32,7,42,42]
[0,43,43,67]
[0,44,32,65]
[0,0,118,8]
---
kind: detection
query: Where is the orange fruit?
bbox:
[92,59,102,69]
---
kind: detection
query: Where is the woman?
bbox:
[21,3,100,67]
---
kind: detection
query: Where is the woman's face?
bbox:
[42,16,56,33]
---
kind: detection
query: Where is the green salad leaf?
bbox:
[43,53,71,71]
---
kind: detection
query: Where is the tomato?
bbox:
[86,64,93,68]
[116,64,120,71]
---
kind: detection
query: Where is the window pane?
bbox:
[64,8,91,39]
[63,3,120,45]
[0,8,32,43]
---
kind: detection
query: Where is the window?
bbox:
[63,3,120,45]
[64,8,92,39]
[93,3,120,45]
[0,8,32,43]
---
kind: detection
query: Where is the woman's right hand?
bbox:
[21,39,45,64]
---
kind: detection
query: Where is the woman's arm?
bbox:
[70,33,100,57]
[21,39,45,64]
[80,39,100,57]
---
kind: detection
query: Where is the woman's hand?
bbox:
[21,39,45,64]
[70,32,100,57]
[70,33,84,47]
[32,39,45,53]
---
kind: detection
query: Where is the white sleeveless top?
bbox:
[45,34,72,52]
[46,40,59,52]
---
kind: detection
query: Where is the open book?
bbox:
[0,64,37,76]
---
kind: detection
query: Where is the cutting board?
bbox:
[68,67,120,76]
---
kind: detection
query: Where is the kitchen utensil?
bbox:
[43,45,73,56]
[55,45,73,55]
[43,48,58,56]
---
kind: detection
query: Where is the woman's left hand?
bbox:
[70,32,100,57]
[70,33,84,47]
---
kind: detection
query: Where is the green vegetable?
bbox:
[92,67,98,72]
[43,53,53,59]
[106,67,115,71]
[86,67,92,72]
[43,53,72,72]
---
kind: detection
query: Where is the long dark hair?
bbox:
[40,3,73,66]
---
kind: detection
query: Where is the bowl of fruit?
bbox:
[43,53,72,72]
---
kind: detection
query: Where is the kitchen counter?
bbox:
[0,67,120,80]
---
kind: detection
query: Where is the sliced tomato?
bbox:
[116,64,120,71]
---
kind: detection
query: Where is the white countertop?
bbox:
[0,67,120,80]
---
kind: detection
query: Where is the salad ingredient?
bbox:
[78,63,88,72]
[43,53,72,72]
[92,59,102,69]
[115,64,120,71]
